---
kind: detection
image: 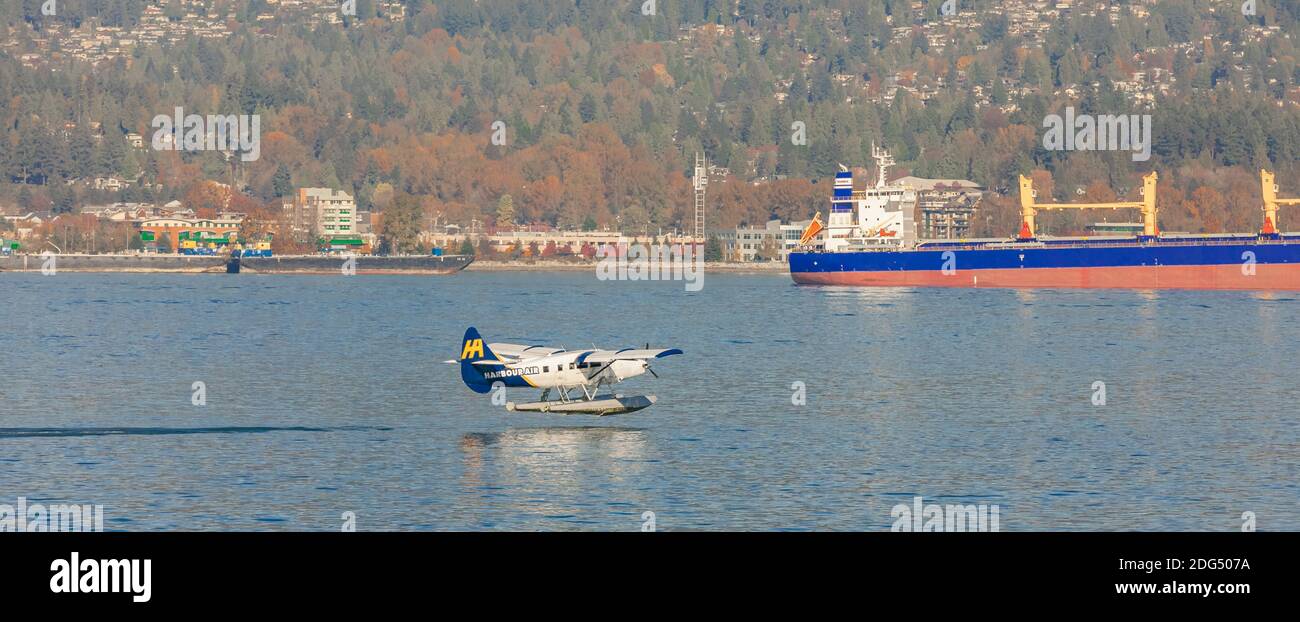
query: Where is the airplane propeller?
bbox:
[642,343,662,378]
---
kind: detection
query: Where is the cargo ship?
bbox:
[788,148,1300,290]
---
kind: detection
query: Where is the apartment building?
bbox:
[294,188,357,239]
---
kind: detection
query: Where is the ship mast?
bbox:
[871,143,895,190]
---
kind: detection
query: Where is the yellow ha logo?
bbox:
[461,339,484,360]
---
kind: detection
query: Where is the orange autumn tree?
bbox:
[184,181,232,219]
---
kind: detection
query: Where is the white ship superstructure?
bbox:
[822,145,917,252]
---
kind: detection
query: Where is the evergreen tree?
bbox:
[272,164,293,197]
[579,93,598,123]
[496,194,515,227]
[705,235,723,262]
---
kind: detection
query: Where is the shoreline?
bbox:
[0,253,472,275]
[0,254,790,275]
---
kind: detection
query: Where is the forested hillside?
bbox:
[3,0,1300,236]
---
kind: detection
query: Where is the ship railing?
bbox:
[799,236,1297,253]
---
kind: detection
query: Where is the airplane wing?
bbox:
[581,348,683,364]
[483,343,681,365]
[487,343,566,363]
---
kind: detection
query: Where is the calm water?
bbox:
[1,271,1296,531]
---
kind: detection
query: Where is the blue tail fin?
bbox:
[459,327,502,394]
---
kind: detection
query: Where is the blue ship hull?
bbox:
[788,236,1300,290]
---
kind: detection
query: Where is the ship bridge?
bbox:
[822,146,917,252]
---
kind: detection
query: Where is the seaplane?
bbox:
[452,327,682,416]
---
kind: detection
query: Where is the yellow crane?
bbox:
[1260,169,1300,236]
[1018,172,1159,240]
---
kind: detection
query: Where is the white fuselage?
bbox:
[500,352,648,389]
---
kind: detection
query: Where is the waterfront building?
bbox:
[893,176,985,240]
[711,219,812,262]
[293,188,357,240]
[138,215,242,250]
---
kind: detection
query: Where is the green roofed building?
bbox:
[323,237,364,247]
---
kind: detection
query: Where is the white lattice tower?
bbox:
[693,152,707,242]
